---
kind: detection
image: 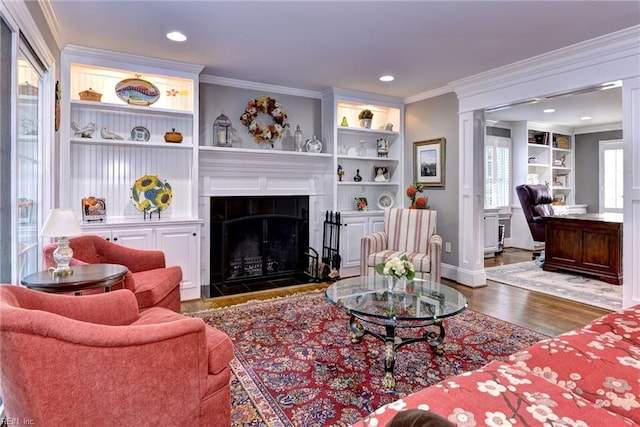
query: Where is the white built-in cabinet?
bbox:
[512,121,578,250]
[321,89,404,277]
[59,46,204,301]
[483,208,500,258]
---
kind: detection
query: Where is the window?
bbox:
[485,135,511,209]
[599,140,623,213]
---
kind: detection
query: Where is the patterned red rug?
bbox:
[194,290,548,426]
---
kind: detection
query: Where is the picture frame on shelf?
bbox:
[81,197,106,222]
[413,137,446,187]
[354,197,368,211]
[373,165,390,182]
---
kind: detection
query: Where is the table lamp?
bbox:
[40,208,82,276]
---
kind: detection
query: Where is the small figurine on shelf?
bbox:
[100,127,123,140]
[353,169,362,182]
[71,121,96,138]
[337,164,345,182]
[341,116,349,127]
[294,124,303,152]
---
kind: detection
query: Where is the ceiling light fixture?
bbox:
[580,116,592,121]
[166,31,187,42]
[543,109,555,113]
[379,75,394,82]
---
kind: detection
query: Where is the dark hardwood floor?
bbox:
[182,248,611,337]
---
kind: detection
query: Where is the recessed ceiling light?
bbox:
[166,31,187,42]
[580,116,592,121]
[543,108,555,113]
[379,75,394,82]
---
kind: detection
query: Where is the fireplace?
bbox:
[209,195,310,296]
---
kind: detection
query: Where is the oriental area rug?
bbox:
[191,290,548,426]
[485,261,622,311]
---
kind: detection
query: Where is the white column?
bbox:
[457,110,487,287]
[623,76,640,307]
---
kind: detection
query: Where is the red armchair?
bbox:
[43,235,181,312]
[0,284,234,426]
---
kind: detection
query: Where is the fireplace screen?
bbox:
[209,196,309,296]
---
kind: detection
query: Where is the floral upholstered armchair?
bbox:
[360,208,442,283]
[43,235,181,312]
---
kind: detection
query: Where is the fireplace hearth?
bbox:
[207,196,310,297]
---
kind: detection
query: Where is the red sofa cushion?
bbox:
[581,305,640,346]
[508,330,640,423]
[132,266,182,310]
[352,360,632,427]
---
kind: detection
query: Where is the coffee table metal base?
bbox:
[348,314,445,390]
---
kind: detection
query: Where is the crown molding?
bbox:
[200,74,323,99]
[404,86,453,105]
[574,122,623,135]
[37,0,64,50]
[321,87,403,107]
[450,25,640,102]
[62,45,204,77]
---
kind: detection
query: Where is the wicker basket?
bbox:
[555,135,570,149]
[79,88,102,102]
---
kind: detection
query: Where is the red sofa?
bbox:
[43,235,182,312]
[0,285,234,426]
[354,305,640,426]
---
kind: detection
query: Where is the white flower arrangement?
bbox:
[375,254,415,280]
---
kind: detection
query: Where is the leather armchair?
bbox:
[515,184,555,258]
[43,235,181,312]
[360,208,442,283]
[0,284,234,426]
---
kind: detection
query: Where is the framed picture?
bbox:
[354,197,368,211]
[413,137,446,187]
[373,165,390,182]
[82,197,106,222]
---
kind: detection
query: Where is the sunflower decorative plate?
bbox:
[130,175,172,213]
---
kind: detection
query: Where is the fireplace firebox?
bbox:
[208,196,310,297]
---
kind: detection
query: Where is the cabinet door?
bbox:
[155,225,200,300]
[369,216,385,234]
[111,228,154,250]
[483,210,499,258]
[340,216,368,273]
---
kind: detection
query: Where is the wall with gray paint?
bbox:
[575,129,622,213]
[405,92,460,266]
[200,84,321,150]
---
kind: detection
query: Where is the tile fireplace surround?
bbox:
[198,148,333,291]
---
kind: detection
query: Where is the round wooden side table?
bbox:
[21,263,129,294]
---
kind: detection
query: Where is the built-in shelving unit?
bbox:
[59,45,204,300]
[321,88,404,276]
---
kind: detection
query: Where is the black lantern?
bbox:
[214,111,232,147]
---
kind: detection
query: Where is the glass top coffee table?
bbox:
[325,275,468,390]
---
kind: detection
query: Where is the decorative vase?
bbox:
[387,276,407,292]
[293,125,303,152]
[359,118,372,129]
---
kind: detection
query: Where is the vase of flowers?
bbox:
[406,182,430,209]
[375,254,415,292]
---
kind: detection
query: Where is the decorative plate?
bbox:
[130,175,172,213]
[376,191,395,210]
[115,77,160,106]
[131,126,150,142]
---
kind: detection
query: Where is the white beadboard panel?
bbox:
[70,144,192,219]
[70,103,193,144]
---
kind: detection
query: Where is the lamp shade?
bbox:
[40,209,82,238]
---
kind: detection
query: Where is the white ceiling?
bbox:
[45,1,638,126]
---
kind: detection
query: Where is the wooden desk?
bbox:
[543,213,623,285]
[21,263,129,294]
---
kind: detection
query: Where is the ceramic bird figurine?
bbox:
[100,127,123,140]
[71,121,96,138]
